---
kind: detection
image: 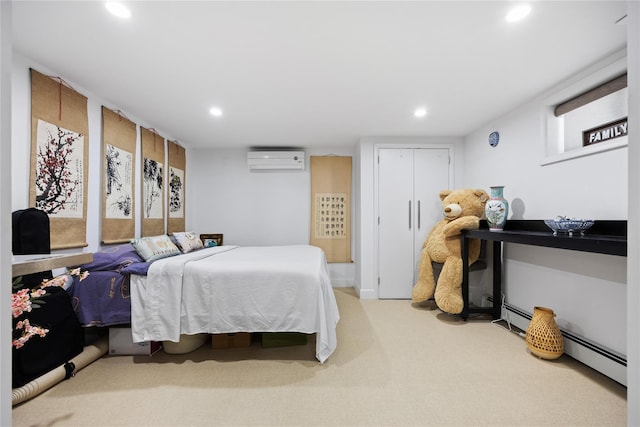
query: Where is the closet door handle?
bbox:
[409,201,412,230]
[418,200,421,229]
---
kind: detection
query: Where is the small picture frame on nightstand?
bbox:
[200,233,223,247]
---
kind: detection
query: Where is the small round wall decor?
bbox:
[488,131,500,147]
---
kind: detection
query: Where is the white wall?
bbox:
[188,147,356,286]
[11,53,358,283]
[356,136,466,299]
[5,16,640,426]
[462,52,628,356]
[11,54,361,285]
[1,2,13,425]
[10,52,185,253]
[463,60,628,220]
[626,0,639,423]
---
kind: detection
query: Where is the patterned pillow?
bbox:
[130,235,181,262]
[173,231,204,254]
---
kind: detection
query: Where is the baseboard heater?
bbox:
[487,296,627,386]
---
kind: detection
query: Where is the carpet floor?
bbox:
[11,287,626,426]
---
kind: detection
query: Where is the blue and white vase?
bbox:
[485,186,509,231]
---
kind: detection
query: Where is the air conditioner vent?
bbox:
[247,151,305,171]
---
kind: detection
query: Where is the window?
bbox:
[543,57,628,165]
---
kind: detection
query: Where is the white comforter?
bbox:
[130,245,340,363]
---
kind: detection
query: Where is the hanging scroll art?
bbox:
[29,69,89,249]
[140,127,165,237]
[102,107,136,244]
[310,156,352,263]
[167,140,186,234]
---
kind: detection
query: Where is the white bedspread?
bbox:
[130,245,340,363]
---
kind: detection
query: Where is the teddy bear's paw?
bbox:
[435,292,463,314]
[411,282,435,303]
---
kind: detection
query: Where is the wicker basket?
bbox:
[525,306,564,360]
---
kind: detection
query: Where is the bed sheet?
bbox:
[130,245,340,363]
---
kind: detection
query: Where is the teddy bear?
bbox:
[411,188,489,314]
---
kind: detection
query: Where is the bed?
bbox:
[129,245,340,363]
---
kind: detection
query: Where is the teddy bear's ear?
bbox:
[474,189,489,203]
[439,190,452,201]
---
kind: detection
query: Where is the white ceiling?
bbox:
[11,1,628,149]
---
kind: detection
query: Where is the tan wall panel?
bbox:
[310,156,352,263]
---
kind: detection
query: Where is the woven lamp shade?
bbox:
[525,306,564,360]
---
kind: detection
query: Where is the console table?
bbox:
[12,252,93,278]
[460,220,627,320]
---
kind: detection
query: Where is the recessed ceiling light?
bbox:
[414,108,427,118]
[105,2,131,19]
[505,4,531,23]
[209,107,223,117]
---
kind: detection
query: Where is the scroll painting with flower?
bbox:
[29,69,89,249]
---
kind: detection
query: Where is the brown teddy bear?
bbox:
[411,188,489,314]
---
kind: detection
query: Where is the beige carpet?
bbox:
[12,288,626,427]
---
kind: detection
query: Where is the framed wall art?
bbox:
[200,233,223,247]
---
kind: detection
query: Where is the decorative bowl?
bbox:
[544,218,594,237]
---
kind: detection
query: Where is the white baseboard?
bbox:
[489,297,627,386]
[330,279,353,287]
[352,281,377,299]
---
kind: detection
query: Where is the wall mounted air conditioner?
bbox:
[247,151,305,171]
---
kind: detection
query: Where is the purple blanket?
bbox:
[68,244,150,327]
[68,270,132,326]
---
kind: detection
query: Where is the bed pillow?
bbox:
[130,235,181,262]
[172,231,204,254]
[76,243,144,272]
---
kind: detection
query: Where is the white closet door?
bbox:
[378,148,414,299]
[412,148,451,274]
[378,147,451,299]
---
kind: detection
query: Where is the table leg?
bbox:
[461,236,470,320]
[492,240,502,319]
